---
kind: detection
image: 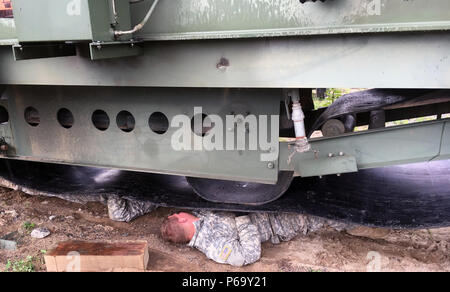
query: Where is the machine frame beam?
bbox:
[1,32,450,88]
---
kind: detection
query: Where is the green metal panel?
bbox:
[0,32,450,88]
[3,0,450,44]
[0,19,15,44]
[12,0,93,41]
[437,121,450,160]
[1,84,448,181]
[294,154,358,178]
[279,120,450,173]
[11,0,132,42]
[132,0,450,40]
[2,86,280,184]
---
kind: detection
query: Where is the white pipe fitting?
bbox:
[291,101,311,153]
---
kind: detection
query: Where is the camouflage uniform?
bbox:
[249,213,350,244]
[107,195,158,223]
[188,211,261,267]
[189,211,350,266]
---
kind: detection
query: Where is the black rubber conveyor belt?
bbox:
[0,159,449,229]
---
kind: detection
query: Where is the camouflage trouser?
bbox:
[250,213,351,244]
[0,176,157,223]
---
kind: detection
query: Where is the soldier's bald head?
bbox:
[161,212,198,244]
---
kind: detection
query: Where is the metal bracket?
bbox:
[12,44,76,61]
[89,41,143,60]
[294,152,358,178]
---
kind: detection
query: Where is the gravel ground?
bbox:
[1,187,449,272]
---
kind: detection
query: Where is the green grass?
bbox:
[3,256,35,273]
[21,221,35,233]
[313,88,353,109]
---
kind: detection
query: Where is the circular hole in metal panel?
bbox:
[149,112,169,135]
[116,111,135,133]
[0,106,9,125]
[57,108,74,129]
[92,110,110,131]
[24,106,40,127]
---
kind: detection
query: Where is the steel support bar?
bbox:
[1,32,450,88]
[279,120,450,175]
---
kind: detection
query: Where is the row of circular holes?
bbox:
[23,106,170,135]
[0,105,211,136]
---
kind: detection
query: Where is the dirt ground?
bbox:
[1,187,450,272]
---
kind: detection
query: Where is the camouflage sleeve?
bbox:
[107,195,157,222]
[205,215,261,267]
[192,210,214,219]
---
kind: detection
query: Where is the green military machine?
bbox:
[0,0,449,228]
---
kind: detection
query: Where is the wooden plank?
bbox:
[44,241,149,272]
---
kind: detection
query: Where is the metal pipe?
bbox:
[114,0,159,36]
[292,102,306,139]
[110,0,118,24]
[288,89,311,153]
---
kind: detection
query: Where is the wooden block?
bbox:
[44,241,149,272]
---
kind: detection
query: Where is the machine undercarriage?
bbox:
[0,85,449,229]
[0,0,449,228]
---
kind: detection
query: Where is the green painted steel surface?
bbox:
[0,18,15,44]
[1,83,448,181]
[1,32,449,88]
[132,0,450,40]
[437,122,450,160]
[11,0,131,42]
[279,120,450,172]
[295,154,358,178]
[1,0,450,43]
[1,86,280,184]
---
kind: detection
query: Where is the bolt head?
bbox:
[267,162,275,169]
[328,153,334,158]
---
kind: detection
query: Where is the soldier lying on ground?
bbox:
[160,211,366,267]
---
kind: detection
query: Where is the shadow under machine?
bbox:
[0,0,450,228]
